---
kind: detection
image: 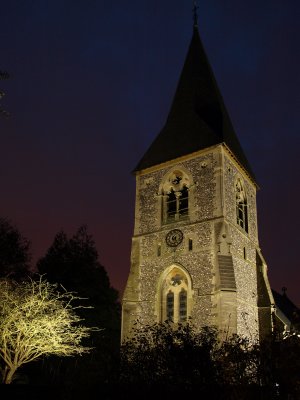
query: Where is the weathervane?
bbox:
[193,1,199,28]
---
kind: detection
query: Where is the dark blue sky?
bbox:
[1,1,299,304]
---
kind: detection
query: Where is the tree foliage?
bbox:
[121,322,259,390]
[258,333,300,399]
[0,217,31,280]
[37,226,118,307]
[121,322,300,398]
[36,226,120,384]
[0,276,97,384]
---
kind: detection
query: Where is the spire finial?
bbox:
[282,287,287,296]
[193,1,199,28]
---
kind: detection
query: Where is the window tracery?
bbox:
[160,267,190,323]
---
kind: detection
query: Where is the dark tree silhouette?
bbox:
[120,322,260,397]
[36,225,121,385]
[258,333,300,399]
[0,217,31,280]
[121,322,300,399]
[0,71,9,117]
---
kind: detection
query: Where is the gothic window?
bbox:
[236,178,248,233]
[160,267,191,323]
[179,289,187,322]
[166,291,174,321]
[161,170,191,224]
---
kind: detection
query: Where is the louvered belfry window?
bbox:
[162,171,190,224]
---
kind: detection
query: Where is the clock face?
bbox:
[165,229,184,247]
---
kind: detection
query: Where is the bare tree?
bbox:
[0,276,99,384]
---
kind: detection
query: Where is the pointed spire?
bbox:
[193,1,199,29]
[134,13,255,182]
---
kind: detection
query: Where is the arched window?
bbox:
[236,178,248,233]
[160,267,191,323]
[161,170,191,224]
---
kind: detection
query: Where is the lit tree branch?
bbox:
[0,275,100,384]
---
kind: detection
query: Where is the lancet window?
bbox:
[161,170,190,224]
[179,289,187,322]
[166,291,174,321]
[236,178,248,233]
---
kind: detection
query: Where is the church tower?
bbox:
[122,13,274,342]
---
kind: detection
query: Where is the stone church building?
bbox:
[121,18,285,343]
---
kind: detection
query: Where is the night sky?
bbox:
[1,1,299,305]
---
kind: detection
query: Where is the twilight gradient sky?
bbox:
[1,1,299,305]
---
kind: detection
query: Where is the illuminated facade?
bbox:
[121,21,275,342]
